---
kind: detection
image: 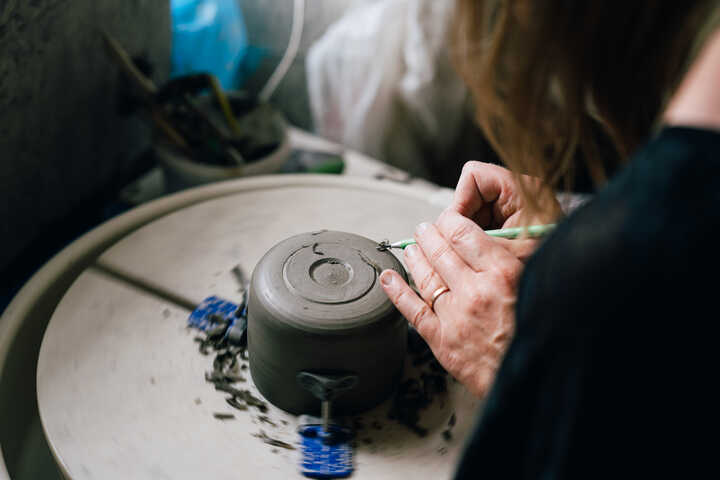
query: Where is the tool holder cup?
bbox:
[247,231,408,415]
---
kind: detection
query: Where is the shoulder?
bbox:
[551,126,720,249]
[471,126,720,480]
[517,127,720,332]
[623,127,720,219]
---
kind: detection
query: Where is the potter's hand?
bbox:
[452,161,557,262]
[380,209,522,398]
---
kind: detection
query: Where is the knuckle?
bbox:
[463,160,504,177]
[417,269,436,293]
[491,260,521,287]
[411,303,432,330]
[461,160,482,173]
[443,351,462,374]
[456,321,473,342]
[428,243,452,265]
[452,197,475,216]
[448,221,475,245]
[393,286,412,307]
[465,286,489,314]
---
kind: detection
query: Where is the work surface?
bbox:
[36,176,480,479]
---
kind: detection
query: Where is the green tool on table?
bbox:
[376,224,556,251]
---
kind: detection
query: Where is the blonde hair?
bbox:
[453,0,716,216]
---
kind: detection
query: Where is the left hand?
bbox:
[380,208,524,397]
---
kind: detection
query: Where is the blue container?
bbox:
[170,0,249,89]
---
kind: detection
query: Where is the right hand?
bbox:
[381,210,524,397]
[450,161,559,262]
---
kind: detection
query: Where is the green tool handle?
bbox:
[392,223,556,249]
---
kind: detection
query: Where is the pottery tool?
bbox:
[376,223,556,251]
[296,372,358,478]
[188,264,249,344]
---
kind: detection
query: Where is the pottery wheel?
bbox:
[36,176,481,479]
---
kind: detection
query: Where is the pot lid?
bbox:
[251,230,406,333]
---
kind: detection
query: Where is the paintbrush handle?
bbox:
[390,224,556,249]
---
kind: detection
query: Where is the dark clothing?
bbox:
[455,127,720,478]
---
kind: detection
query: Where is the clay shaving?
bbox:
[191,305,268,417]
[358,251,381,275]
[312,242,324,255]
[387,327,449,437]
[253,430,295,450]
[213,413,235,420]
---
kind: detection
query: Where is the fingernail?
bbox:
[405,244,418,257]
[380,270,394,287]
[416,222,429,235]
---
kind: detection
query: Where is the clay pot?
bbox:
[248,230,407,415]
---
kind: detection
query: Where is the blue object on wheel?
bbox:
[299,424,354,479]
[188,295,240,331]
[170,0,250,89]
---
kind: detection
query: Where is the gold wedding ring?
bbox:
[429,286,450,310]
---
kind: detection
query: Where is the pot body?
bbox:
[248,230,407,414]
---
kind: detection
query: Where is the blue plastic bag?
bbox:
[170,0,249,89]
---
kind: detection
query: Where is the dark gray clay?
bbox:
[248,231,408,415]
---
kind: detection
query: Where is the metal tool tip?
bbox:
[376,240,390,252]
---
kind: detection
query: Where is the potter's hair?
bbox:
[452,0,716,215]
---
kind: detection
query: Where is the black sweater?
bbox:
[455,127,720,478]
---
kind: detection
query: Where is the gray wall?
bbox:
[0,0,171,274]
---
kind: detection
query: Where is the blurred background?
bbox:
[1,2,492,476]
[1,2,603,478]
[1,0,493,314]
